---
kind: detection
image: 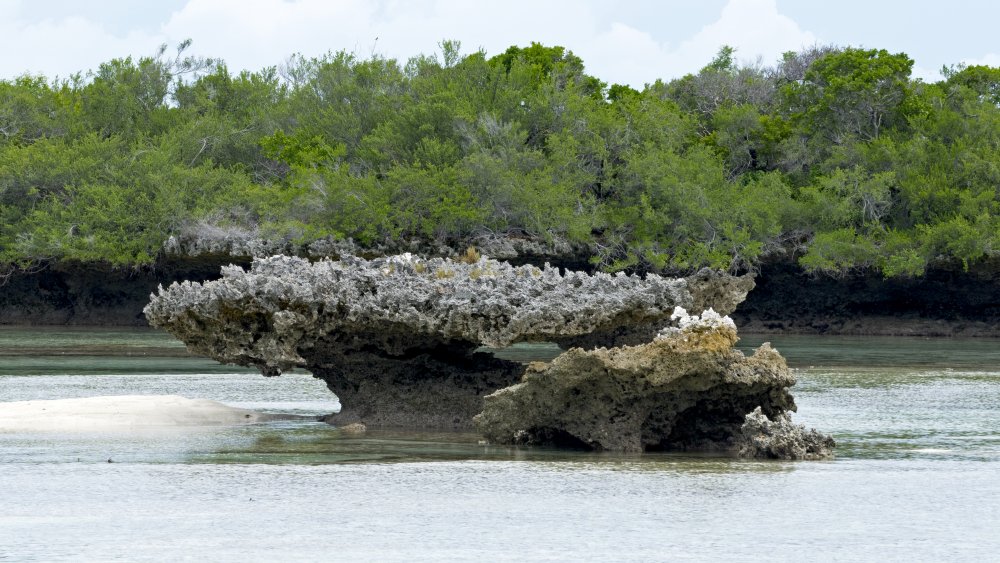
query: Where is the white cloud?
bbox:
[584,23,669,88]
[160,0,380,71]
[562,0,817,88]
[911,64,942,83]
[910,52,1000,83]
[157,0,603,76]
[156,0,818,88]
[0,1,165,79]
[960,53,1000,68]
[667,0,817,73]
[0,0,819,88]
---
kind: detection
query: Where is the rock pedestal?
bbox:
[145,253,832,457]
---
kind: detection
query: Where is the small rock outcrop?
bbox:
[474,309,827,454]
[735,407,836,460]
[145,252,831,458]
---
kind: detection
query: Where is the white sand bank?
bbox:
[0,395,296,432]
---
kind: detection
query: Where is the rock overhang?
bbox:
[144,252,832,458]
[145,253,753,373]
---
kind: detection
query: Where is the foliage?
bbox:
[1,40,999,278]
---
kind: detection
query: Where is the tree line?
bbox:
[1,40,998,277]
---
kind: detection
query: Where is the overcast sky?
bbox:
[2,0,998,87]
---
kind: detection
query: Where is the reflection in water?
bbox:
[205,425,802,471]
[2,327,1000,560]
[2,327,999,464]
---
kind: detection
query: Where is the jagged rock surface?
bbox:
[144,254,749,374]
[475,309,830,455]
[164,227,592,269]
[144,254,754,429]
[163,225,294,258]
[550,270,755,350]
[736,407,836,460]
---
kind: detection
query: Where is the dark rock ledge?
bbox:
[145,253,832,458]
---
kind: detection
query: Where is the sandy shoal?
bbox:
[0,395,295,432]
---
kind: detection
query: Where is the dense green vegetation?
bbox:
[2,40,999,276]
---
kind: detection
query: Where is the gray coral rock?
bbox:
[736,407,836,460]
[145,253,834,458]
[147,254,697,364]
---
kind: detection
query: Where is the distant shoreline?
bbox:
[2,255,999,337]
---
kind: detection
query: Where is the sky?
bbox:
[2,0,999,87]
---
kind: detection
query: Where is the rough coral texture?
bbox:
[475,309,833,455]
[146,254,833,457]
[144,254,754,431]
[736,407,836,460]
[311,234,585,264]
[143,253,745,370]
[163,226,293,258]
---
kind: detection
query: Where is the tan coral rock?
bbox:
[475,309,831,455]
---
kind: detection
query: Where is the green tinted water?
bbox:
[2,328,999,561]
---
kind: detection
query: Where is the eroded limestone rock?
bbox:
[142,253,833,458]
[474,309,833,455]
[144,254,753,429]
[736,407,836,460]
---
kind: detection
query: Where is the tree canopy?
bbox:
[1,41,998,277]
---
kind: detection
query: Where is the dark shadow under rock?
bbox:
[313,349,524,429]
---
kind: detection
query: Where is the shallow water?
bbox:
[2,328,999,561]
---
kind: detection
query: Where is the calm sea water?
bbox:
[1,327,999,561]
